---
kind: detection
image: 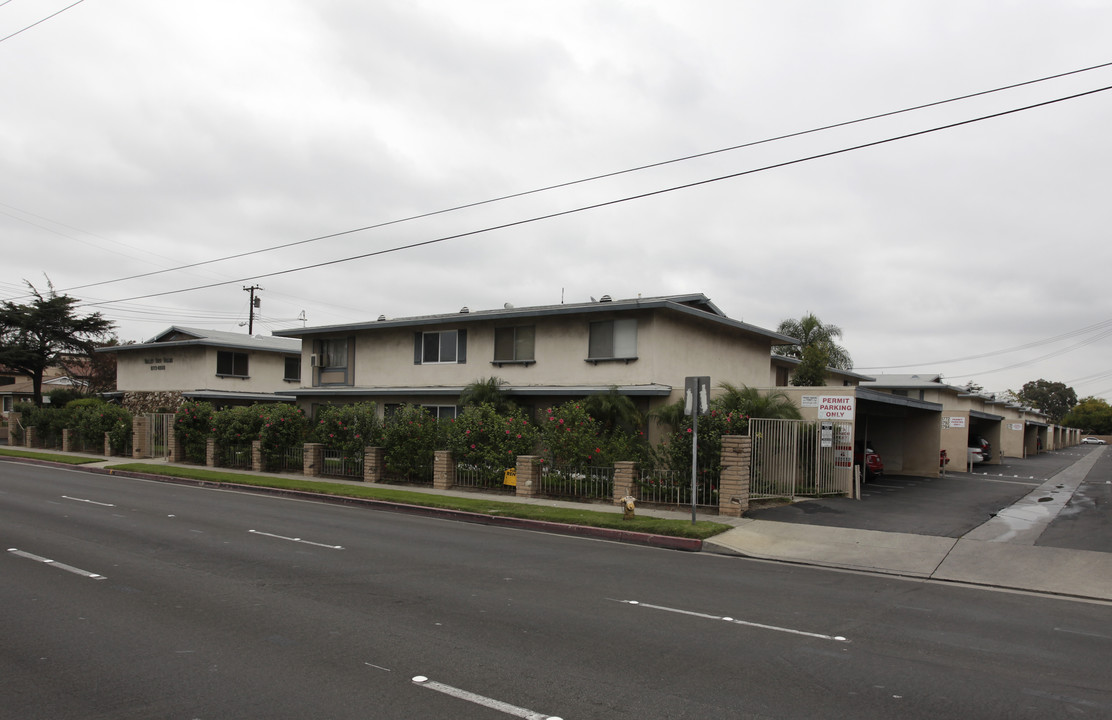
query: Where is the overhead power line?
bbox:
[0,0,86,44]
[46,59,1112,298]
[82,82,1112,308]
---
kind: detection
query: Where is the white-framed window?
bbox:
[423,405,458,421]
[216,351,249,377]
[414,330,467,364]
[588,319,637,360]
[314,337,352,386]
[493,325,535,364]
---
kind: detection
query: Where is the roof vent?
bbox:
[377,314,386,322]
[599,294,612,302]
[460,306,469,314]
[504,302,514,309]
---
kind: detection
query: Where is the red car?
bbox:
[854,442,883,481]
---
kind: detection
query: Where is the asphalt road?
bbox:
[2,461,1111,719]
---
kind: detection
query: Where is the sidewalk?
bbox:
[4,447,1111,601]
[705,447,1112,602]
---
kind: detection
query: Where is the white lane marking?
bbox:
[615,599,847,642]
[247,529,343,550]
[61,496,116,507]
[411,676,561,720]
[364,662,392,672]
[8,548,107,580]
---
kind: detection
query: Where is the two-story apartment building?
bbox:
[273,293,798,437]
[100,326,302,412]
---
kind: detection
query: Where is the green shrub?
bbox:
[257,403,309,459]
[71,401,132,452]
[309,402,380,457]
[446,403,537,472]
[381,404,443,481]
[174,401,214,462]
[211,406,262,449]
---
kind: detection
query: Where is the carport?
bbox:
[1025,421,1049,456]
[967,410,1003,465]
[855,388,943,478]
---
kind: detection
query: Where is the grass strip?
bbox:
[108,463,731,540]
[0,448,104,465]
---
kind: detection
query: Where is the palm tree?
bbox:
[715,383,802,420]
[458,377,517,414]
[584,387,643,436]
[774,313,853,370]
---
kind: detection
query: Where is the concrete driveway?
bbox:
[746,446,1109,549]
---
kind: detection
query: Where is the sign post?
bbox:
[684,376,711,524]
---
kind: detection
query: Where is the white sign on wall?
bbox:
[946,416,966,428]
[1009,423,1023,431]
[801,395,819,408]
[817,396,855,420]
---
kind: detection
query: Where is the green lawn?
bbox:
[0,448,104,465]
[109,463,731,540]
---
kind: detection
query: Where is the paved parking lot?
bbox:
[747,447,1108,546]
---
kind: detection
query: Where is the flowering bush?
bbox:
[175,401,215,463]
[381,404,443,481]
[211,405,263,449]
[256,403,309,460]
[652,408,750,476]
[536,401,634,467]
[446,403,536,471]
[308,402,379,458]
[71,401,132,453]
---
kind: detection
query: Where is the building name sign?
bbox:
[143,356,174,371]
[801,395,855,420]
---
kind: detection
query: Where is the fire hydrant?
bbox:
[620,495,636,520]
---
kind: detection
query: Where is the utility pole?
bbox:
[243,285,262,334]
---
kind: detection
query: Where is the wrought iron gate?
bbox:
[147,413,175,459]
[749,418,854,500]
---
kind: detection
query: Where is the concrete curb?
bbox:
[1,456,703,552]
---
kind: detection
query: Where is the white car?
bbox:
[968,447,985,463]
[1081,437,1107,445]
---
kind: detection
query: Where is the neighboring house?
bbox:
[273,293,798,438]
[769,354,874,387]
[98,326,302,412]
[1,373,81,416]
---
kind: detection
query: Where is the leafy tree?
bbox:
[716,383,803,420]
[1061,397,1112,435]
[790,342,832,386]
[0,281,114,406]
[774,313,853,370]
[1016,379,1077,424]
[458,377,517,414]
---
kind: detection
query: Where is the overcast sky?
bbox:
[2,1,1110,401]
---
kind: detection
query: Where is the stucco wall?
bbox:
[117,346,297,394]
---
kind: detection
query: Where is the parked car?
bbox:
[854,441,883,481]
[968,447,985,464]
[969,435,991,461]
[1081,437,1107,445]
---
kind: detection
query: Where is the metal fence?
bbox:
[749,418,853,500]
[538,464,614,501]
[148,413,175,459]
[636,467,719,508]
[455,463,516,493]
[264,445,304,473]
[218,443,252,470]
[321,448,364,480]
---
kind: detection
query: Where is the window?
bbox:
[423,405,458,421]
[216,351,249,377]
[588,319,637,360]
[284,356,301,382]
[493,325,535,364]
[776,366,790,387]
[314,338,352,386]
[2,396,11,412]
[318,339,348,369]
[414,330,467,364]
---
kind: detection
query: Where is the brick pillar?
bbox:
[132,415,150,458]
[62,428,73,452]
[167,423,183,464]
[612,461,639,505]
[206,437,216,467]
[25,427,37,448]
[514,455,542,498]
[304,443,324,477]
[252,440,263,472]
[433,450,455,491]
[104,431,112,457]
[363,447,385,483]
[719,435,752,517]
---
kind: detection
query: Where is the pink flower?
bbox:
[470,444,476,449]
